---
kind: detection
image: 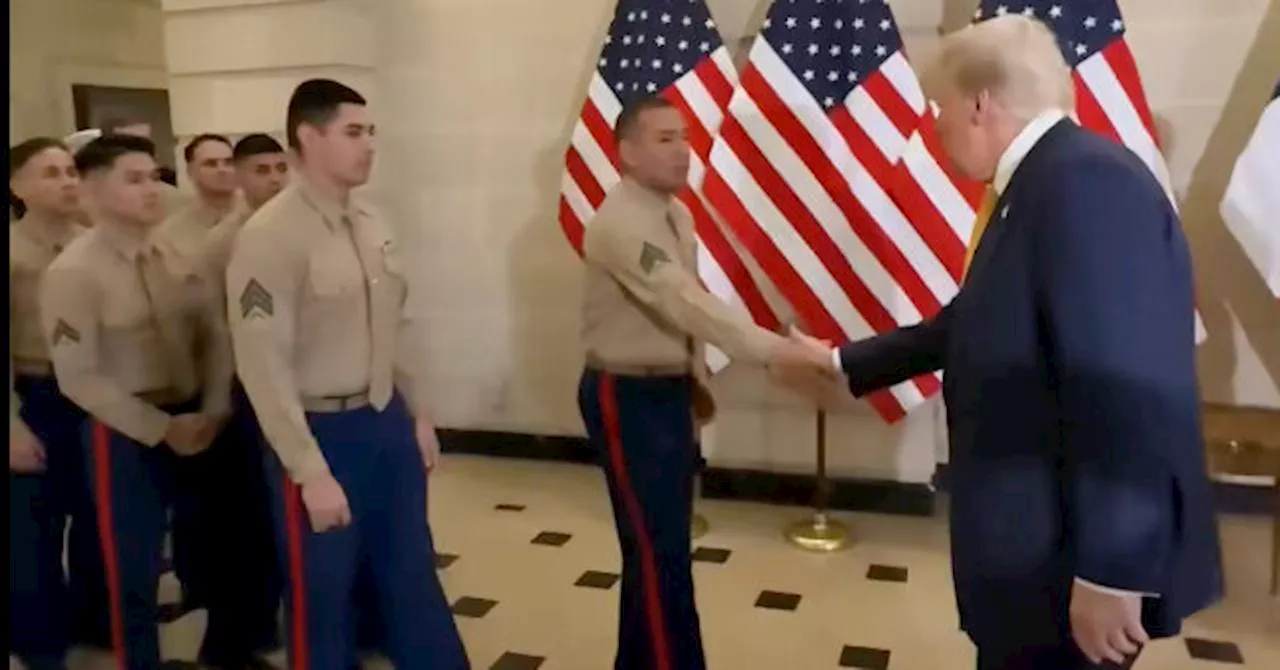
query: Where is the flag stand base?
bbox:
[691,513,710,539]
[784,512,851,552]
[784,410,852,552]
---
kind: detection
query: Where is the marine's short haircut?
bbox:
[74,134,157,176]
[612,96,677,145]
[183,133,233,164]
[233,133,285,161]
[10,137,71,218]
[285,79,367,152]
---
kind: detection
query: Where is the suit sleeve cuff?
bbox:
[1075,577,1159,599]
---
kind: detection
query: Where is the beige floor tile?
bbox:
[48,455,1279,669]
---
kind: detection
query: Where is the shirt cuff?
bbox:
[1075,577,1159,599]
[830,347,843,374]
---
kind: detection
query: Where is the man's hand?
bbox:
[164,413,213,457]
[300,472,352,532]
[766,327,838,401]
[9,420,46,473]
[1070,580,1148,665]
[415,417,441,471]
[189,413,226,453]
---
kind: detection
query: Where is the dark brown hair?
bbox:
[612,96,677,145]
[10,137,69,219]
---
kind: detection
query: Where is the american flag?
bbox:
[1220,78,1280,305]
[702,0,984,421]
[558,0,781,372]
[975,0,1209,342]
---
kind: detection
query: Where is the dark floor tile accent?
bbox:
[692,546,732,564]
[531,531,572,547]
[839,645,891,669]
[451,596,498,619]
[156,601,198,624]
[702,467,934,517]
[435,552,459,569]
[489,652,545,670]
[865,564,909,583]
[1185,638,1245,664]
[495,503,527,512]
[575,570,620,590]
[754,590,801,611]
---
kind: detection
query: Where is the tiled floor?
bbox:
[58,455,1280,669]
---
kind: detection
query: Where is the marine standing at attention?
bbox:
[41,134,233,669]
[150,132,283,668]
[204,133,389,659]
[9,136,109,668]
[578,96,829,670]
[225,78,468,670]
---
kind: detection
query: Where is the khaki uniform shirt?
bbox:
[225,178,429,484]
[581,178,780,373]
[161,182,194,220]
[154,195,245,263]
[9,216,86,417]
[41,221,233,446]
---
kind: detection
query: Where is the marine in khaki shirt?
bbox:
[575,98,826,669]
[10,212,85,416]
[9,137,87,458]
[225,176,431,485]
[583,178,783,373]
[42,141,232,451]
[153,134,245,262]
[203,133,291,280]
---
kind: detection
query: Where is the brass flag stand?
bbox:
[785,410,851,552]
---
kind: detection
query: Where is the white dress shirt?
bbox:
[828,108,1150,599]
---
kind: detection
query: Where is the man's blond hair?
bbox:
[924,15,1074,121]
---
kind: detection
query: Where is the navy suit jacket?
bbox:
[839,121,1223,649]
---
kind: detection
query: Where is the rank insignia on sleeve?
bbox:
[52,319,80,345]
[639,242,670,274]
[239,278,274,319]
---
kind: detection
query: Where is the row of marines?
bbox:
[10,79,469,669]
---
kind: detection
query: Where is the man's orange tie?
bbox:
[961,185,999,282]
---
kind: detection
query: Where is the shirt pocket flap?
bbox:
[307,243,364,298]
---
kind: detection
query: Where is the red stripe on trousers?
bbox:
[91,421,128,668]
[598,374,673,670]
[283,476,309,670]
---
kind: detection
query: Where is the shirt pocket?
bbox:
[100,292,162,348]
[306,238,366,301]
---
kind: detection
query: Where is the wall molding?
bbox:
[439,429,937,517]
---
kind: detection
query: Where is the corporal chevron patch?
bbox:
[639,242,670,274]
[52,319,80,345]
[239,278,273,319]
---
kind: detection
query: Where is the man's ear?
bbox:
[972,89,992,124]
[617,137,636,173]
[295,123,319,152]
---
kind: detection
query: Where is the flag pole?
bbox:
[784,408,851,552]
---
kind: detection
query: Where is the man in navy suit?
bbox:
[782,15,1223,670]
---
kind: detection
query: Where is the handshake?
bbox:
[764,327,844,403]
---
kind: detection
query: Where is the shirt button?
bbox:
[370,277,380,286]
